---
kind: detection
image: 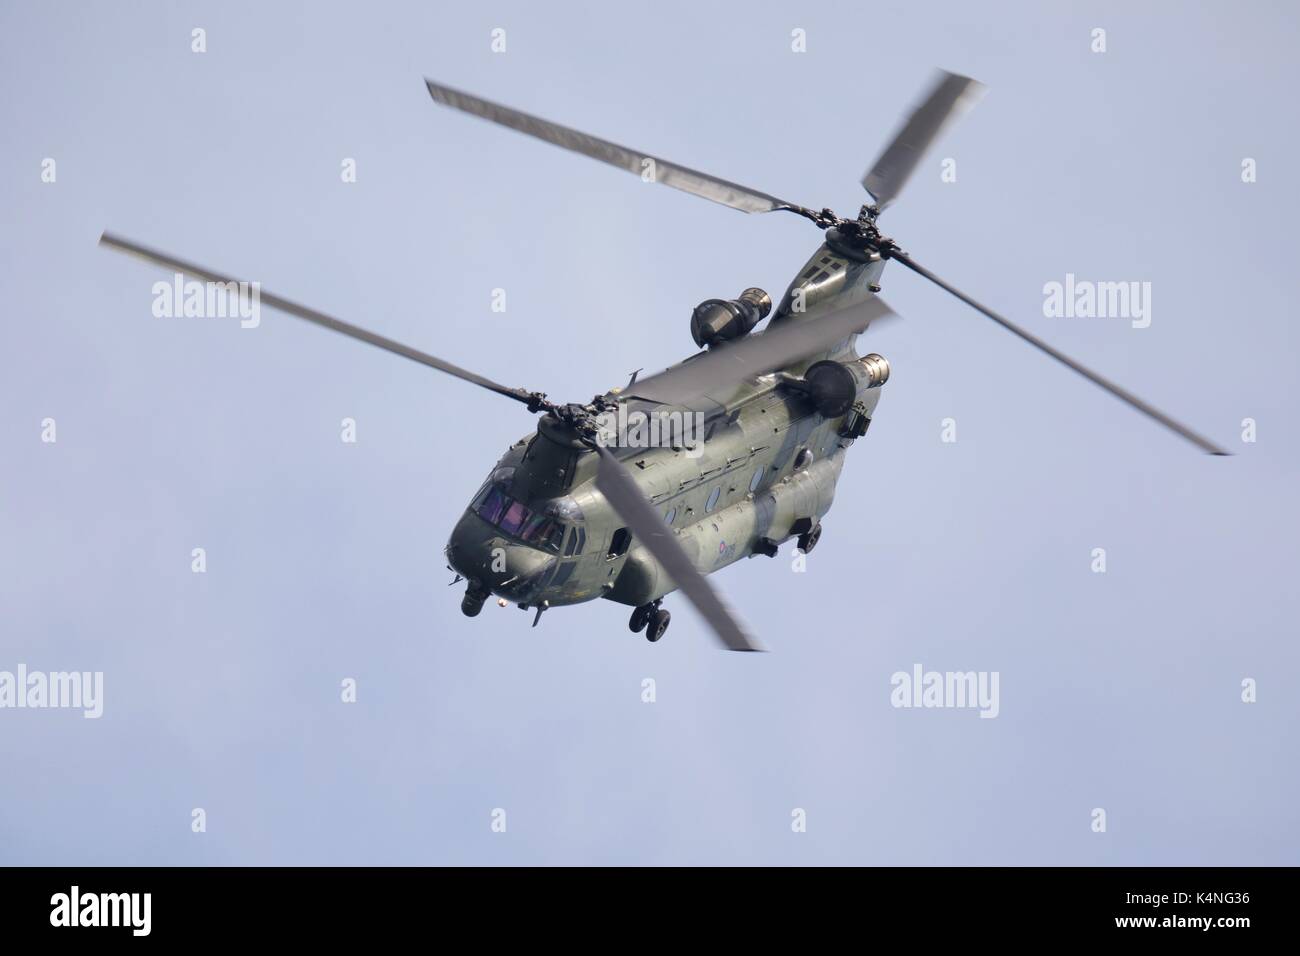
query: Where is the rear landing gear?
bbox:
[629,603,652,633]
[797,523,822,554]
[646,608,671,643]
[631,601,671,642]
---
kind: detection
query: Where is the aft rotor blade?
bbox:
[99,232,543,407]
[862,71,985,211]
[425,78,807,217]
[891,251,1230,455]
[594,447,763,652]
[627,297,898,406]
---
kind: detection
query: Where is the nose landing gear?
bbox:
[461,580,490,617]
[629,601,672,643]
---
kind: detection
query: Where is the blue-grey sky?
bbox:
[2,0,1297,865]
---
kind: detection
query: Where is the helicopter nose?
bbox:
[445,511,556,601]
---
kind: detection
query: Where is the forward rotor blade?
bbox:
[627,297,898,406]
[99,232,542,407]
[862,71,985,211]
[594,447,763,652]
[891,251,1230,455]
[425,78,805,216]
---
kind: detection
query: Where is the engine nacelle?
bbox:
[690,287,772,348]
[799,353,890,417]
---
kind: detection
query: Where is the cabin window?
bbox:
[748,468,764,493]
[608,528,632,559]
[794,448,814,470]
[705,487,722,513]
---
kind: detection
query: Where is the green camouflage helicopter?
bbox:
[101,71,1225,652]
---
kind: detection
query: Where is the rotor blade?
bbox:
[891,251,1230,455]
[862,71,985,211]
[627,297,898,406]
[425,78,807,217]
[99,232,542,407]
[594,447,763,652]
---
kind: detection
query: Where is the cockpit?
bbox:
[471,484,566,553]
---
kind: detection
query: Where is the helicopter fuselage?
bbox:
[445,233,890,624]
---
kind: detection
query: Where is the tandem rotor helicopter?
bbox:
[101,71,1226,652]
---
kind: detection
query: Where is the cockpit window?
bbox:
[500,500,529,536]
[477,487,508,525]
[562,525,586,557]
[521,512,548,541]
[521,514,564,553]
[472,484,566,554]
[544,523,564,552]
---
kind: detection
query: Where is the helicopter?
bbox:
[100,70,1226,653]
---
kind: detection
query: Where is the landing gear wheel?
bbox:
[646,608,671,643]
[629,604,652,633]
[797,524,822,554]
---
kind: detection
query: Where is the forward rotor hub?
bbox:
[796,203,901,259]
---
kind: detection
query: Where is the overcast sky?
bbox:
[2,0,1297,865]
